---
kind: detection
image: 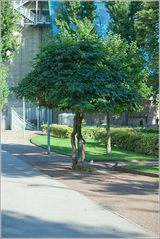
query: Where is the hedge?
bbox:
[41,124,158,156]
[93,127,158,156]
[41,124,72,138]
[41,123,94,139]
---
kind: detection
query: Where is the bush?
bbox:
[41,124,95,139]
[82,127,95,139]
[137,127,159,134]
[41,124,72,138]
[92,127,158,156]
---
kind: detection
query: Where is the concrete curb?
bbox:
[114,166,159,178]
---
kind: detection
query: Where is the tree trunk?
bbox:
[71,114,78,169]
[71,112,85,170]
[106,112,111,154]
[77,112,85,169]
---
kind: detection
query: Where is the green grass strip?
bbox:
[124,165,159,173]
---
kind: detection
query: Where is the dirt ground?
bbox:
[2,130,159,236]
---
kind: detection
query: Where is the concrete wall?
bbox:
[3,23,51,129]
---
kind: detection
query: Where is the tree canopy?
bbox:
[105,1,159,96]
[55,1,97,34]
[105,1,142,43]
[1,0,19,61]
[134,2,159,94]
[14,23,150,114]
[0,66,9,109]
[0,0,19,108]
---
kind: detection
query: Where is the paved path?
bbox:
[1,130,159,238]
[2,150,156,238]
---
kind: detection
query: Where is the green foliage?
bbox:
[0,65,9,108]
[105,1,142,43]
[138,127,159,134]
[13,30,150,115]
[1,0,19,61]
[93,127,158,156]
[82,127,95,139]
[55,1,96,34]
[134,2,159,94]
[41,124,72,138]
[0,0,19,108]
[105,1,159,96]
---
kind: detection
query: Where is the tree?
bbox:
[0,66,9,109]
[55,1,96,34]
[105,1,159,96]
[134,2,159,95]
[105,1,142,43]
[13,19,150,167]
[0,0,19,108]
[1,0,19,61]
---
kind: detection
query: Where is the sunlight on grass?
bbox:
[31,135,158,162]
[125,165,159,173]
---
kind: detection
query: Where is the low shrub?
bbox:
[92,127,158,156]
[82,127,95,139]
[137,127,159,134]
[41,124,72,138]
[41,124,95,139]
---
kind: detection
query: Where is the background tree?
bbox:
[134,2,159,95]
[0,0,19,108]
[105,1,159,96]
[0,66,9,109]
[13,19,150,167]
[105,1,142,43]
[55,1,96,34]
[1,0,19,61]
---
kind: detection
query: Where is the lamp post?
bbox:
[23,96,25,138]
[47,108,51,154]
[36,105,40,131]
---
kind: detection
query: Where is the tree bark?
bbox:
[71,114,78,169]
[76,112,85,169]
[106,112,111,154]
[71,112,85,170]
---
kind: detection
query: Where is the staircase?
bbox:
[13,0,51,25]
[14,0,29,8]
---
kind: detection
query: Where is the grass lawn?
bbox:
[124,165,159,174]
[31,135,158,162]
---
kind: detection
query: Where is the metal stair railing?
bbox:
[13,0,51,25]
[14,0,30,9]
[16,6,36,23]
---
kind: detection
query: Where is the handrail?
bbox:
[13,0,29,9]
[13,0,51,25]
[15,5,36,22]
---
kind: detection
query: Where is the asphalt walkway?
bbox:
[1,130,158,238]
[1,152,156,238]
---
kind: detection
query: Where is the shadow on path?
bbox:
[2,210,148,238]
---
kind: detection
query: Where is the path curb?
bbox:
[114,166,159,178]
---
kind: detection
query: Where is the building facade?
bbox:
[2,0,51,130]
